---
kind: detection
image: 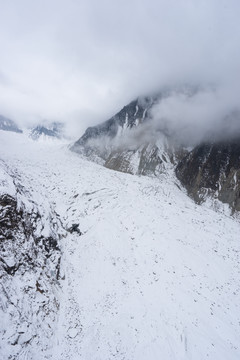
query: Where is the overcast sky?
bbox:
[0,0,240,136]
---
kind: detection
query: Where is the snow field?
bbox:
[0,131,239,359]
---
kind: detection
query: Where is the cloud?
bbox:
[150,85,240,145]
[0,0,240,138]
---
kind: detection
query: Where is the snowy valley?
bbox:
[0,128,240,359]
[1,1,240,358]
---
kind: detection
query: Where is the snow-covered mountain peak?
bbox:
[71,89,240,212]
[29,122,65,141]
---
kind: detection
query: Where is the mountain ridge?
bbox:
[72,93,240,212]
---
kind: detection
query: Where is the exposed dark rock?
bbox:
[71,97,154,156]
[1,258,22,276]
[0,192,61,271]
[71,86,200,158]
[0,181,63,357]
[0,195,31,241]
[42,236,60,253]
[71,95,182,175]
[176,141,240,211]
[67,223,82,235]
[71,90,240,212]
[104,144,165,176]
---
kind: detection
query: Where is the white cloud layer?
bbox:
[150,84,240,144]
[0,0,240,137]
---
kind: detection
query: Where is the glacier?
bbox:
[0,130,239,359]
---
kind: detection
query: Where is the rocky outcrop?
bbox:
[104,140,185,176]
[71,97,155,161]
[104,144,162,176]
[176,141,240,211]
[72,91,240,212]
[71,95,183,174]
[0,166,63,358]
[72,98,152,149]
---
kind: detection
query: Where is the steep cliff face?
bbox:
[71,95,184,174]
[72,92,240,212]
[104,144,163,176]
[104,138,186,176]
[72,98,152,150]
[176,141,240,211]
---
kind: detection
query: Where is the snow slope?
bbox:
[0,130,240,359]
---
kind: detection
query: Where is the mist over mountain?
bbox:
[150,86,240,145]
[73,84,240,153]
[1,1,240,359]
[0,0,240,137]
[1,117,240,360]
[72,85,240,212]
[29,122,65,140]
[0,115,22,133]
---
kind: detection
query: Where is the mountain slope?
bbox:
[0,159,62,359]
[72,94,240,211]
[0,115,22,133]
[0,131,239,359]
[176,141,240,212]
[71,95,185,176]
[72,98,152,149]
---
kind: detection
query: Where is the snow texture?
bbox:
[0,130,239,359]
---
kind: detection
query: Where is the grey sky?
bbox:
[0,0,240,137]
